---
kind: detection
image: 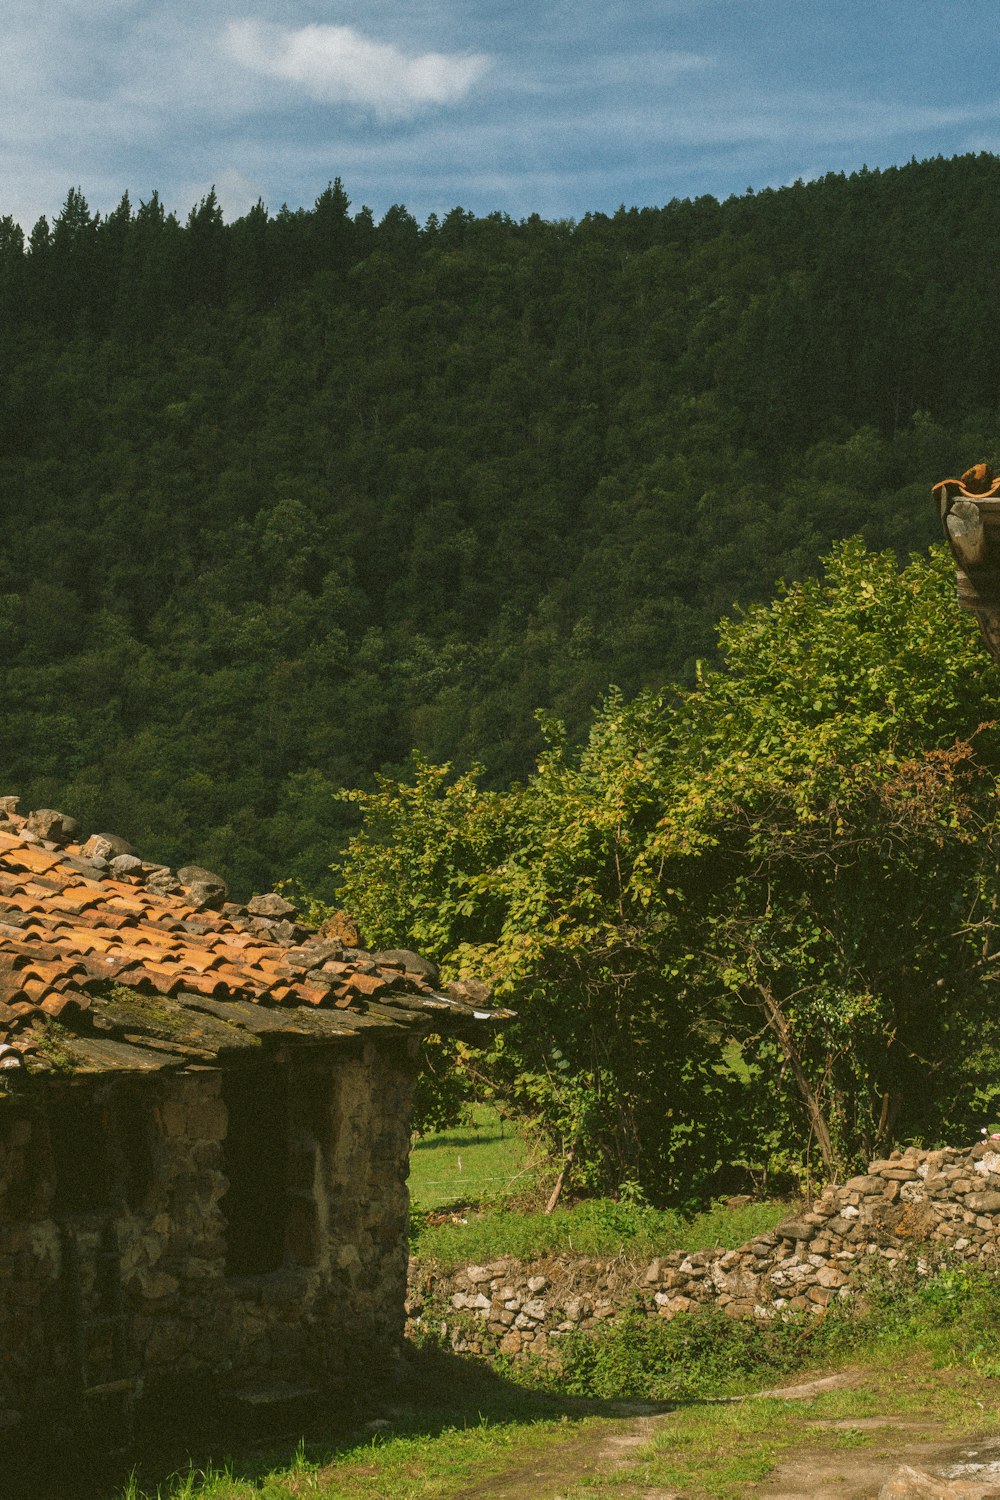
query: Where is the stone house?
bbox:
[0,802,500,1447]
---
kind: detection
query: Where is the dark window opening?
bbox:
[222,1067,289,1276]
[49,1091,112,1216]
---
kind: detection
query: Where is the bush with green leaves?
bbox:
[336,540,1000,1195]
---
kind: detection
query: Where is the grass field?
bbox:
[407,1105,543,1212]
[411,1192,791,1268]
[111,1357,1000,1500]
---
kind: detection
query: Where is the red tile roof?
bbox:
[0,806,501,1076]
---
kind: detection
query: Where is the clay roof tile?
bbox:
[39,991,88,1020]
[342,972,390,998]
[7,848,63,875]
[296,982,333,1007]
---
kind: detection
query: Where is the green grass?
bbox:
[411,1192,790,1268]
[107,1352,582,1500]
[116,1422,572,1500]
[408,1105,543,1212]
[562,1318,1000,1499]
[112,1365,995,1500]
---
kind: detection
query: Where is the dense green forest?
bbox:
[3,152,1000,895]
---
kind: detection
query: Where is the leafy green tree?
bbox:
[649,540,1000,1173]
[335,715,734,1198]
[335,542,1000,1191]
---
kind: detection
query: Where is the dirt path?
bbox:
[755,1424,976,1499]
[445,1409,671,1500]
[445,1374,1000,1500]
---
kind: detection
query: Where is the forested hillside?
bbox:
[3,152,999,895]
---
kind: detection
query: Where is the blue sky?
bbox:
[3,0,999,229]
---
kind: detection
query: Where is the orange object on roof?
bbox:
[932,464,1000,500]
[8,848,63,875]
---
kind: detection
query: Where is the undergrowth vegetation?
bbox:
[410,1194,790,1268]
[547,1260,1000,1401]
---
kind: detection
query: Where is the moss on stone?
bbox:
[33,1021,80,1074]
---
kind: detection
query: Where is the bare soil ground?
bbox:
[754,1424,985,1499]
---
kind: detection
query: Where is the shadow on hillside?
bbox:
[10,1343,680,1500]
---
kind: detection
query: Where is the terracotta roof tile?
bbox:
[933,469,1000,500]
[297,982,333,1007]
[8,848,64,874]
[266,984,297,1004]
[140,968,187,996]
[103,896,149,917]
[39,992,88,1020]
[42,895,100,918]
[342,972,390,998]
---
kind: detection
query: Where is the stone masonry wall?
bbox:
[0,1037,417,1438]
[406,1140,1000,1363]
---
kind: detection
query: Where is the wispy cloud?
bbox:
[223,20,490,120]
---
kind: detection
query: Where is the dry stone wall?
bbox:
[406,1141,1000,1362]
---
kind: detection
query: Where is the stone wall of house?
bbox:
[405,1140,1000,1363]
[0,1037,417,1439]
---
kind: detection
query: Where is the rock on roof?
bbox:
[0,802,504,1081]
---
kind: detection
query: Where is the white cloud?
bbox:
[223,20,490,120]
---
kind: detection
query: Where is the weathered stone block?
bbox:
[774,1217,816,1242]
[817,1265,848,1288]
